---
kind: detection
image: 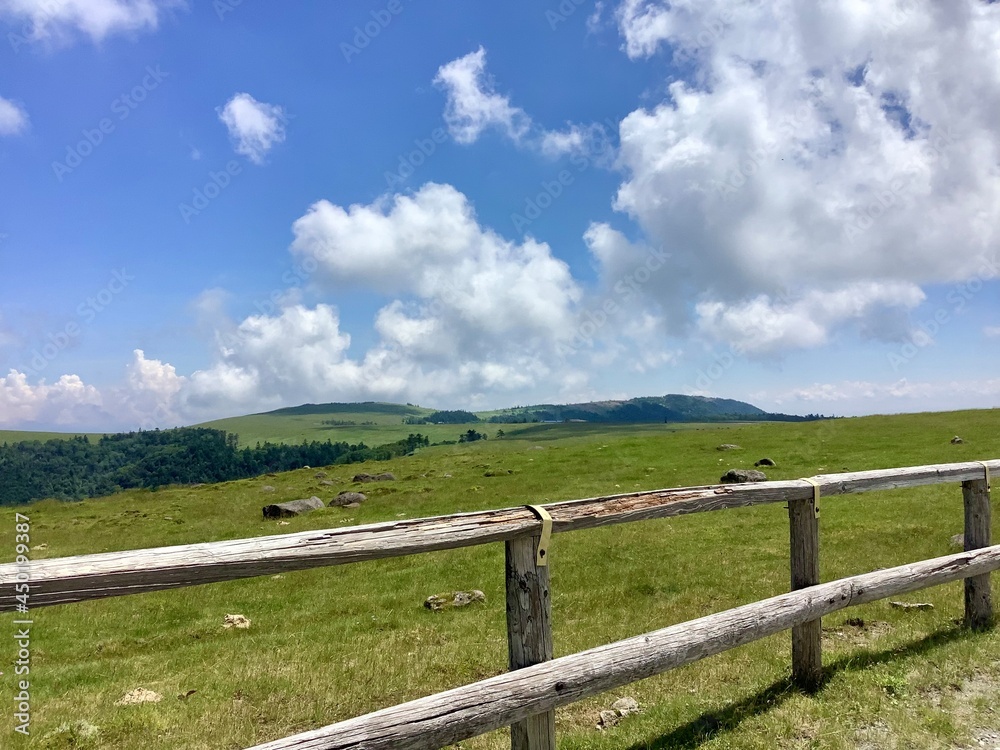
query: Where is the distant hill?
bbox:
[478,394,817,424]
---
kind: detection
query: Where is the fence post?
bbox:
[788,493,822,690]
[506,534,555,750]
[963,477,993,629]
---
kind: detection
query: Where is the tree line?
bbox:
[0,429,429,506]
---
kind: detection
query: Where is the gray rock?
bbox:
[353,472,396,482]
[318,480,334,486]
[951,436,964,444]
[720,469,768,484]
[262,497,324,519]
[314,471,327,478]
[717,443,742,451]
[424,590,486,611]
[330,491,367,507]
[754,457,776,467]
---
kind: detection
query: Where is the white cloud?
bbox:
[434,47,615,160]
[433,46,531,145]
[0,370,103,428]
[1,0,182,44]
[985,326,1000,339]
[602,0,1000,354]
[695,282,925,355]
[290,183,582,349]
[762,377,1000,416]
[0,96,28,136]
[217,93,287,164]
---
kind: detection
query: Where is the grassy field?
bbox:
[1,409,998,748]
[0,430,100,445]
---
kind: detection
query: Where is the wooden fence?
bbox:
[1,459,996,749]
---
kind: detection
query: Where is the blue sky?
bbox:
[0,0,998,431]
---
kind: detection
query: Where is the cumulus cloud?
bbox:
[290,183,582,349]
[217,93,287,164]
[0,96,28,136]
[603,0,1000,353]
[695,282,925,356]
[0,370,103,428]
[0,0,182,44]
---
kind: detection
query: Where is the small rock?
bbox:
[424,590,486,611]
[611,697,640,716]
[720,469,767,483]
[598,696,641,729]
[443,473,453,478]
[314,471,327,478]
[597,710,620,729]
[303,465,311,470]
[277,521,290,526]
[319,479,334,486]
[484,469,514,477]
[889,601,934,611]
[262,497,324,519]
[951,436,964,444]
[717,443,742,451]
[950,533,965,548]
[261,485,275,493]
[223,613,251,629]
[115,688,163,706]
[331,491,367,507]
[754,457,776,467]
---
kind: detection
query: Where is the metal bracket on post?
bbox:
[977,461,991,492]
[801,478,821,518]
[525,505,552,567]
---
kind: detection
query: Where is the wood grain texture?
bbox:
[245,545,1000,750]
[963,478,993,629]
[2,459,997,611]
[788,494,822,690]
[506,535,555,750]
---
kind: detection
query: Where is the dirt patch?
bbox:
[824,617,892,646]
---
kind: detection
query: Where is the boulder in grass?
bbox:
[330,492,366,507]
[754,457,776,467]
[353,472,396,482]
[951,436,964,444]
[716,443,741,451]
[424,590,486,611]
[720,469,767,484]
[261,497,324,519]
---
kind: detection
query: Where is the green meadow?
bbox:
[1,409,998,748]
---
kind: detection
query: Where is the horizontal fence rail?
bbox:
[246,545,1000,750]
[0,459,996,611]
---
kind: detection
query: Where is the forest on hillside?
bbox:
[0,428,429,506]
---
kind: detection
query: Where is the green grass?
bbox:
[1,409,998,748]
[0,430,101,445]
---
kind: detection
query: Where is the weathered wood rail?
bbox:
[0,458,995,749]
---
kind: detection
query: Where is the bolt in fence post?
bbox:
[506,534,555,750]
[963,477,993,630]
[789,493,822,691]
